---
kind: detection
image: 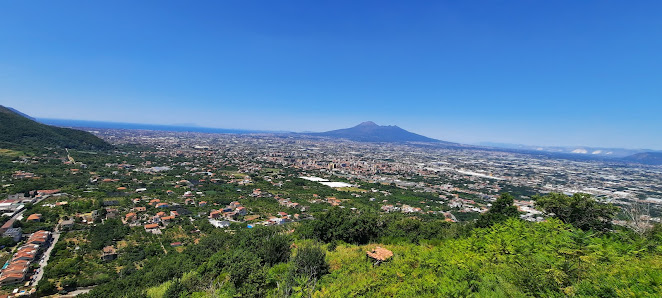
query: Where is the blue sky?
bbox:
[1,1,661,149]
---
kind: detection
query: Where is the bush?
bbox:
[292,244,329,280]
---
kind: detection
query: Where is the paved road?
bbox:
[61,286,96,297]
[1,195,50,231]
[30,230,60,286]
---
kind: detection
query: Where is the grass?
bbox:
[0,148,22,157]
[337,187,368,193]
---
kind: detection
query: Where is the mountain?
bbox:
[5,107,35,121]
[0,105,113,150]
[622,152,662,165]
[479,142,654,158]
[308,121,445,143]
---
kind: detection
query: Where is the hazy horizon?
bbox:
[27,116,659,151]
[2,1,661,149]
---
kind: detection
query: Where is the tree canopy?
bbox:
[534,193,617,231]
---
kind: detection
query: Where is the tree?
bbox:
[622,202,653,236]
[476,193,519,228]
[36,280,57,296]
[292,244,329,280]
[288,244,329,297]
[534,193,617,231]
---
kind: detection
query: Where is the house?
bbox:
[0,272,26,285]
[184,198,194,205]
[134,207,146,212]
[144,223,159,230]
[161,216,175,223]
[3,260,29,278]
[101,246,118,261]
[26,214,42,222]
[36,189,60,196]
[2,228,21,242]
[198,201,207,207]
[27,231,50,246]
[209,210,222,219]
[156,202,169,208]
[266,217,284,225]
[170,242,183,247]
[149,199,161,206]
[91,210,100,220]
[236,206,247,216]
[105,208,119,219]
[59,218,75,230]
[223,211,238,220]
[13,250,36,262]
[208,220,230,228]
[125,212,137,222]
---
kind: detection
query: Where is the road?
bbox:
[30,229,60,287]
[61,286,96,297]
[1,195,50,232]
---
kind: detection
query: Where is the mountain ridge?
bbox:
[622,152,662,165]
[0,105,113,151]
[306,121,448,143]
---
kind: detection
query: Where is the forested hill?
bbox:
[0,105,112,150]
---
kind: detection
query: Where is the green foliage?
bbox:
[535,193,618,231]
[301,207,383,244]
[0,105,113,151]
[36,280,57,296]
[476,193,520,228]
[316,219,662,297]
[82,226,293,298]
[292,244,329,280]
[88,219,129,250]
[164,279,188,298]
[0,236,16,247]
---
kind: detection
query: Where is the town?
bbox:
[0,128,660,296]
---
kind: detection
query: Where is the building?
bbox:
[26,214,42,222]
[125,212,137,222]
[0,272,26,285]
[59,218,75,230]
[2,228,21,242]
[101,246,118,261]
[26,230,51,246]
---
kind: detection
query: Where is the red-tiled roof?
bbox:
[144,223,159,229]
[26,214,42,221]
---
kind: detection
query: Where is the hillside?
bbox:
[0,105,112,150]
[309,121,446,143]
[623,152,662,165]
[82,218,662,298]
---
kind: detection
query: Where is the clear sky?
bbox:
[1,1,661,149]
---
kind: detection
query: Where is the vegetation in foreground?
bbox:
[71,193,662,298]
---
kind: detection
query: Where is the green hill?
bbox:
[0,105,112,150]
